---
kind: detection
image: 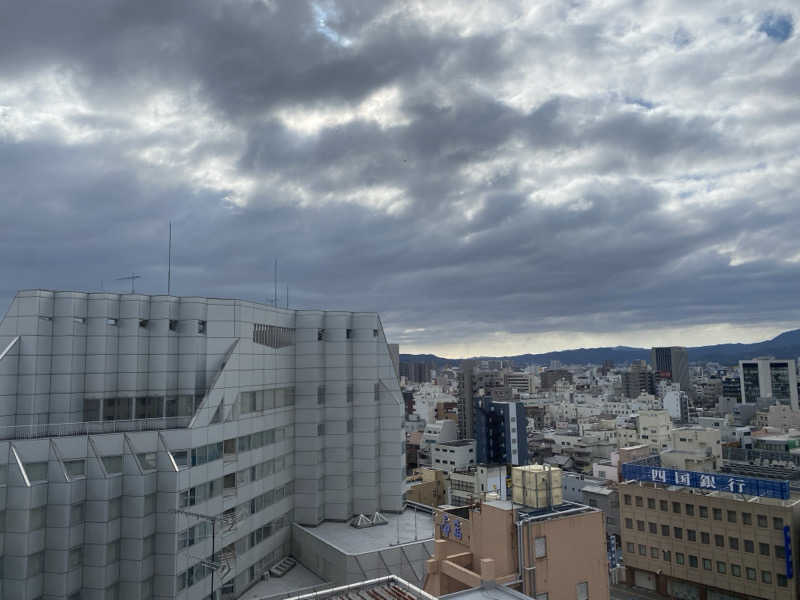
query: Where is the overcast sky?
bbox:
[1,1,798,358]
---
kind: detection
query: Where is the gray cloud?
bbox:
[1,0,799,355]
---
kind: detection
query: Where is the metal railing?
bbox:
[0,416,193,440]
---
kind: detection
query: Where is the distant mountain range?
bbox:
[399,328,800,367]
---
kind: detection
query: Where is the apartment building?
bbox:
[431,440,476,473]
[619,478,798,599]
[0,289,404,600]
[740,359,799,410]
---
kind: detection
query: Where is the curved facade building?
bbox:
[0,289,404,600]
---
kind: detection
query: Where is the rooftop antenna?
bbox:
[167,221,172,295]
[116,273,141,293]
[274,259,278,307]
[286,285,289,309]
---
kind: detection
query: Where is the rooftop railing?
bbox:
[0,416,193,440]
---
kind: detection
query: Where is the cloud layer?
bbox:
[1,0,799,356]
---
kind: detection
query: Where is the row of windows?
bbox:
[317,328,379,341]
[623,494,785,528]
[240,387,295,413]
[253,323,295,349]
[84,394,202,422]
[624,519,787,556]
[101,317,197,333]
[626,543,789,586]
[171,425,293,469]
[179,452,292,508]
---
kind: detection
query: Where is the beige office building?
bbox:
[619,481,799,599]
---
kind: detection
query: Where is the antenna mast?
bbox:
[274,259,278,307]
[116,273,141,293]
[167,221,172,295]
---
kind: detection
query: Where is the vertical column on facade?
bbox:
[148,297,180,420]
[0,326,20,431]
[204,298,238,418]
[4,444,47,599]
[43,440,86,600]
[118,295,150,422]
[15,290,54,427]
[86,294,121,423]
[153,433,180,599]
[119,435,157,599]
[322,312,354,521]
[82,437,123,600]
[179,298,209,413]
[50,292,88,424]
[351,313,380,516]
[293,311,325,525]
[374,320,404,512]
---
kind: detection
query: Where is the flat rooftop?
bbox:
[285,575,436,600]
[438,439,475,447]
[296,508,434,555]
[443,583,538,600]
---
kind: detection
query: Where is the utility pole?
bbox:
[167,221,172,295]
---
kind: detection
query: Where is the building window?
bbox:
[687,529,696,542]
[663,550,671,562]
[661,525,670,537]
[64,459,85,478]
[535,537,547,558]
[742,512,752,525]
[759,543,770,557]
[627,542,635,553]
[635,496,643,507]
[774,517,784,530]
[699,506,708,519]
[169,319,178,332]
[731,564,741,577]
[713,508,722,521]
[757,514,768,528]
[624,495,631,505]
[727,510,736,523]
[729,537,739,550]
[346,329,352,339]
[647,498,655,509]
[649,522,657,534]
[638,544,647,556]
[717,561,726,574]
[746,567,756,581]
[702,558,712,571]
[637,520,645,532]
[778,574,788,587]
[650,547,659,558]
[675,553,685,565]
[198,320,206,334]
[660,500,668,512]
[685,503,694,516]
[689,555,698,568]
[672,502,681,514]
[762,571,772,584]
[701,532,710,544]
[744,539,754,553]
[775,545,786,559]
[714,534,724,548]
[576,582,588,600]
[674,527,682,540]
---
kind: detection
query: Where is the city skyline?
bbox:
[2,1,799,358]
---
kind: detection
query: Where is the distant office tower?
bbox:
[473,398,528,465]
[739,357,799,409]
[0,289,404,600]
[539,369,572,390]
[503,371,533,396]
[457,360,475,439]
[650,346,690,397]
[621,360,655,399]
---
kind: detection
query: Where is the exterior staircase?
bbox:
[269,556,297,577]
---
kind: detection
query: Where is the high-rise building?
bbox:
[622,360,655,399]
[472,398,528,466]
[540,369,572,391]
[739,358,799,410]
[651,347,690,398]
[457,361,475,439]
[0,289,404,600]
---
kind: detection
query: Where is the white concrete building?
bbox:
[739,357,799,409]
[431,440,476,473]
[0,289,404,600]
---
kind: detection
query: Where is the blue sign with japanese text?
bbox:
[440,514,464,541]
[784,525,793,579]
[622,463,790,500]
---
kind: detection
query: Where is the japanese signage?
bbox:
[439,514,463,541]
[622,463,790,500]
[784,525,794,579]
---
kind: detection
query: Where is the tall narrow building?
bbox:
[0,289,404,600]
[650,346,690,397]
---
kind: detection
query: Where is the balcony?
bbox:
[0,416,193,440]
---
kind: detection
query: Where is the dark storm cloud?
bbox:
[1,0,800,355]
